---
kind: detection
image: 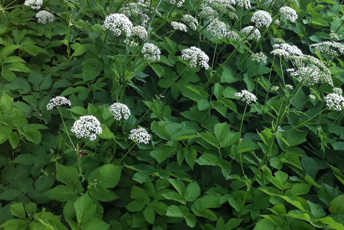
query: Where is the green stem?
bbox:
[58,109,76,150]
[116,143,136,165]
[66,3,71,59]
[238,104,248,178]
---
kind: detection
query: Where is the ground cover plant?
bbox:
[1,0,344,229]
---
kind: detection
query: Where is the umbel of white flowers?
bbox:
[279,6,298,23]
[109,103,131,121]
[251,10,272,28]
[24,0,43,9]
[46,96,71,110]
[325,93,344,111]
[182,46,210,69]
[142,43,161,61]
[235,90,257,104]
[129,127,151,144]
[102,13,133,36]
[71,115,103,141]
[36,10,55,24]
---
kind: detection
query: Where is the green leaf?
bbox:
[196,153,222,166]
[0,125,12,145]
[46,185,77,202]
[71,43,86,57]
[162,191,186,204]
[291,184,311,196]
[89,186,118,202]
[0,219,28,230]
[184,181,201,202]
[150,146,176,164]
[199,132,219,147]
[151,64,165,77]
[254,218,276,230]
[74,193,97,224]
[56,164,83,193]
[221,67,239,83]
[81,218,109,230]
[88,164,122,188]
[143,206,155,224]
[14,154,34,165]
[329,195,344,214]
[166,205,188,218]
[180,85,208,102]
[10,203,26,219]
[287,130,308,146]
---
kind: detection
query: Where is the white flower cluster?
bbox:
[207,19,231,39]
[279,6,298,23]
[251,10,272,28]
[330,31,342,40]
[132,26,149,40]
[235,90,257,104]
[285,84,294,90]
[124,39,139,47]
[310,41,344,60]
[71,115,103,141]
[171,22,187,32]
[251,52,267,63]
[24,0,43,9]
[272,43,303,57]
[241,26,261,41]
[46,96,71,110]
[199,6,218,19]
[182,47,210,69]
[120,3,151,27]
[236,0,251,9]
[309,94,316,100]
[36,10,54,24]
[129,127,151,144]
[142,43,161,61]
[109,103,131,121]
[274,38,285,43]
[169,0,185,7]
[103,13,133,36]
[325,93,344,111]
[288,55,333,86]
[271,86,279,91]
[333,87,343,95]
[182,15,198,31]
[204,0,236,13]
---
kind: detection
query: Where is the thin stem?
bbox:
[116,143,136,165]
[238,104,248,178]
[58,109,76,150]
[66,3,71,59]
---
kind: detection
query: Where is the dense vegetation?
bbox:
[1,0,344,229]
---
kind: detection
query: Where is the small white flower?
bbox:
[24,0,43,9]
[142,43,161,61]
[285,84,294,90]
[325,93,344,111]
[251,10,272,28]
[271,86,279,91]
[273,43,303,56]
[124,39,139,47]
[207,19,230,39]
[103,13,133,36]
[182,14,198,31]
[271,49,290,57]
[129,127,151,144]
[309,94,316,100]
[241,26,261,41]
[236,0,251,9]
[171,22,187,32]
[169,0,184,7]
[251,52,267,63]
[330,31,342,40]
[279,6,298,23]
[310,41,344,60]
[109,103,131,120]
[46,96,71,110]
[199,6,218,19]
[235,90,257,104]
[182,46,210,69]
[132,25,149,40]
[333,87,343,95]
[36,10,54,24]
[71,115,103,141]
